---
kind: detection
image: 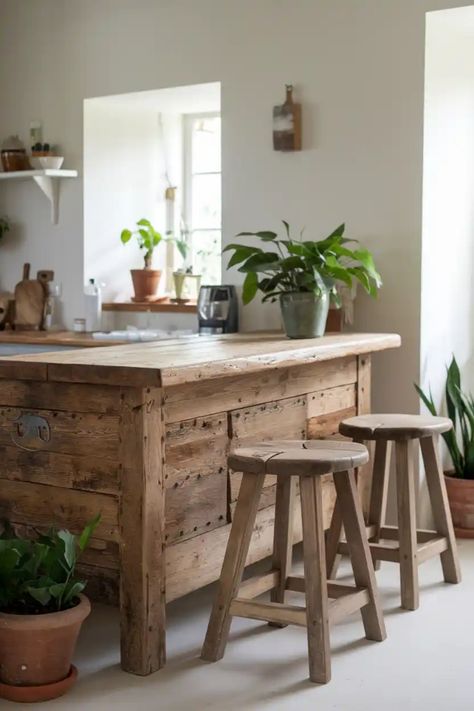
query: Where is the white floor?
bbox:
[6,541,474,710]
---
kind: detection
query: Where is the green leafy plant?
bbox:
[0,216,10,243]
[121,218,187,269]
[415,356,474,479]
[0,515,100,614]
[223,222,382,305]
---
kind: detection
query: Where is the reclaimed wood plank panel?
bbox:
[0,380,120,413]
[164,413,228,486]
[0,445,118,494]
[0,407,119,459]
[166,499,303,602]
[166,472,227,543]
[0,480,118,541]
[164,357,357,422]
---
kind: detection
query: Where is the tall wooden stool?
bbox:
[327,414,461,611]
[201,440,386,684]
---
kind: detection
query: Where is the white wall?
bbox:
[421,7,474,409]
[84,101,168,300]
[0,0,473,415]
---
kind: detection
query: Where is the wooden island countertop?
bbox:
[0,331,400,676]
[0,331,400,385]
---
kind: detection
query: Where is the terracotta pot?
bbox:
[0,594,90,700]
[444,473,474,539]
[130,268,162,302]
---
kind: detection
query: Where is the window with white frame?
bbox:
[182,113,221,284]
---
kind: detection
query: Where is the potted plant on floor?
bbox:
[416,357,474,538]
[224,222,382,338]
[0,515,100,703]
[120,219,187,302]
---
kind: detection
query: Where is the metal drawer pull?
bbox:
[11,413,51,451]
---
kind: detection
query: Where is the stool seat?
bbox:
[339,413,452,440]
[228,440,369,477]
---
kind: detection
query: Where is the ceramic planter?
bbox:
[280,291,330,339]
[0,594,90,703]
[444,473,474,538]
[130,268,162,302]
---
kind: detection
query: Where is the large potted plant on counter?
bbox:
[416,357,474,538]
[0,515,100,703]
[120,219,187,302]
[224,222,382,338]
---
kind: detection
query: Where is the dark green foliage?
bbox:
[415,356,474,479]
[224,222,382,305]
[0,515,100,614]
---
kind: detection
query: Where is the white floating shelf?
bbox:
[0,169,78,224]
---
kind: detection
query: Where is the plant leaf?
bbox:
[242,272,258,304]
[120,229,132,244]
[78,514,101,553]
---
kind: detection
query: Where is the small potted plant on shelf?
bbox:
[224,222,382,338]
[120,219,187,302]
[416,357,474,538]
[0,515,100,704]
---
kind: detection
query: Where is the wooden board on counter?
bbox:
[0,330,127,347]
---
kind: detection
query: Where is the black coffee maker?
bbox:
[197,285,239,334]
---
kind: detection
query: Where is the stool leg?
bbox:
[395,439,419,610]
[368,440,392,570]
[270,476,296,624]
[333,470,386,642]
[299,475,331,684]
[325,498,343,579]
[420,435,461,584]
[201,472,266,662]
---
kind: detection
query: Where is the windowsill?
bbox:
[102,300,197,314]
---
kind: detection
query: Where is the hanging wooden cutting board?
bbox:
[14,263,46,330]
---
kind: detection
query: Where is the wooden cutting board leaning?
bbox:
[14,263,46,330]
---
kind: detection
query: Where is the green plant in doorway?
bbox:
[120,218,187,269]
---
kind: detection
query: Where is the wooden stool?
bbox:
[201,440,386,684]
[327,414,461,611]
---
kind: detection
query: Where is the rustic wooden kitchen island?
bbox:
[0,331,399,675]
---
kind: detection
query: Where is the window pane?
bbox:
[192,117,221,173]
[192,173,221,229]
[192,230,221,285]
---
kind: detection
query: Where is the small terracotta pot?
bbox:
[130,268,162,302]
[444,473,474,539]
[0,594,90,700]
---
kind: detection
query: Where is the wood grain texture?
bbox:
[0,479,118,541]
[119,387,166,675]
[0,406,119,459]
[165,356,357,423]
[166,501,303,602]
[395,439,419,610]
[299,475,331,683]
[0,332,400,387]
[201,472,266,661]
[0,380,121,413]
[420,435,461,584]
[0,445,118,494]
